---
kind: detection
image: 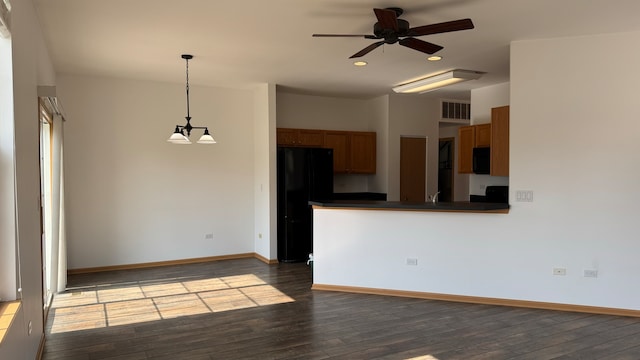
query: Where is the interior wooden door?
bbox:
[400,136,426,202]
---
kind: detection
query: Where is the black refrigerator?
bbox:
[277,147,333,262]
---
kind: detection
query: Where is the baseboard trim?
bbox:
[254,253,279,264]
[67,253,260,275]
[312,284,640,318]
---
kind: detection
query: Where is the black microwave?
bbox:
[472,147,490,174]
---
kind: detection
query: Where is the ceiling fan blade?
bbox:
[349,41,385,58]
[374,8,398,31]
[407,18,474,37]
[313,34,373,38]
[399,38,443,55]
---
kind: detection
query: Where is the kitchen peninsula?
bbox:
[310,199,513,307]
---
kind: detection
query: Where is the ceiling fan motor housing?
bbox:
[374,19,410,43]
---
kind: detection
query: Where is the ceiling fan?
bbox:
[312,7,474,58]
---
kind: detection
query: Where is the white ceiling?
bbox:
[34,0,640,99]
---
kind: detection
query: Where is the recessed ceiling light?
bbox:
[427,56,442,61]
[353,61,368,66]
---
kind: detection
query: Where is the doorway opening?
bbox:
[438,137,454,202]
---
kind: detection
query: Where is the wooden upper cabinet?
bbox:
[276,128,324,147]
[490,106,510,176]
[475,123,491,147]
[297,129,325,147]
[456,107,509,176]
[323,131,349,173]
[458,125,475,174]
[277,128,298,146]
[323,130,376,174]
[277,127,376,174]
[349,132,376,174]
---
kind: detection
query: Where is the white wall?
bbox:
[387,95,440,201]
[252,84,277,260]
[471,83,509,125]
[469,82,510,196]
[366,95,389,194]
[1,0,54,358]
[276,91,372,131]
[313,30,640,312]
[59,75,256,269]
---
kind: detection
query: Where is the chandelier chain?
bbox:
[185,56,190,119]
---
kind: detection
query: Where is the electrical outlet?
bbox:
[205,233,214,239]
[584,269,598,278]
[516,190,534,202]
[406,258,418,266]
[258,233,262,239]
[553,268,566,276]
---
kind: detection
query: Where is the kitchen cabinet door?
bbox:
[458,125,475,173]
[297,129,324,147]
[349,132,376,174]
[491,106,509,176]
[475,123,491,147]
[277,128,298,146]
[277,128,325,147]
[323,130,376,174]
[323,131,349,173]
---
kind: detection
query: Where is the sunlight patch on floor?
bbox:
[48,274,294,333]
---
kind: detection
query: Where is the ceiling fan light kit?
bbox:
[393,70,483,94]
[167,54,217,145]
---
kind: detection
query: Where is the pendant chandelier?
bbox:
[167,54,216,144]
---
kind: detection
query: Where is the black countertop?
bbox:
[309,200,510,213]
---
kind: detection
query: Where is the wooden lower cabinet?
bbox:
[323,130,376,174]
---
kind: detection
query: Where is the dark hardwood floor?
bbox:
[43,258,640,360]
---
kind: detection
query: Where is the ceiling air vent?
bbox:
[440,100,471,125]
